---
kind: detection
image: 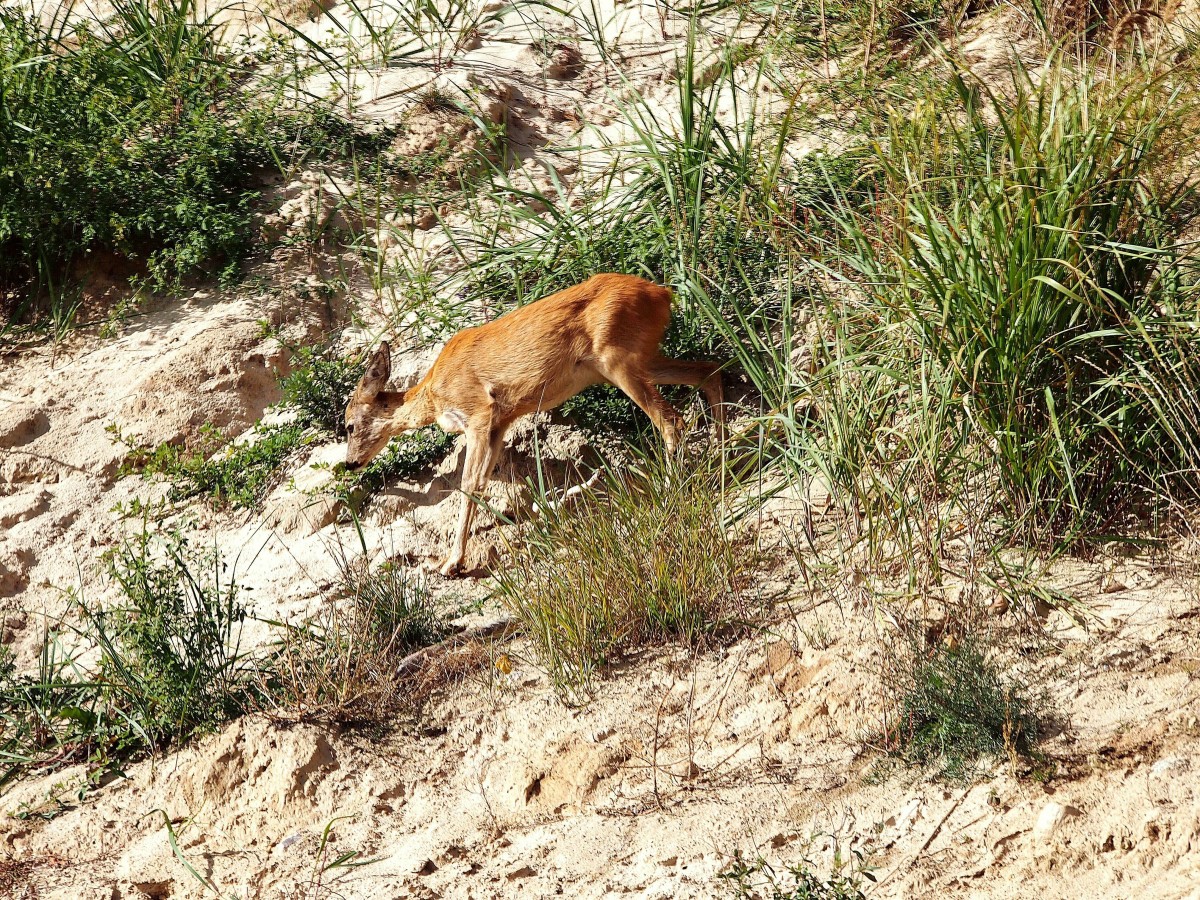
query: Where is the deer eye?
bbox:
[347,424,355,435]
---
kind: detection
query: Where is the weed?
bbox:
[880,636,1044,781]
[99,526,259,746]
[495,455,753,696]
[719,851,870,900]
[0,525,258,786]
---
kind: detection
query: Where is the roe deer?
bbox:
[344,273,724,576]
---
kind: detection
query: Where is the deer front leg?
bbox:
[441,424,502,577]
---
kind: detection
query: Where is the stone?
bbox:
[1032,801,1080,841]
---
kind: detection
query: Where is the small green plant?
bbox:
[719,852,870,900]
[98,526,259,747]
[495,455,753,695]
[881,637,1044,781]
[281,347,366,437]
[122,422,309,509]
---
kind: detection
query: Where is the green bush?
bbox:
[280,348,367,437]
[0,526,259,785]
[100,527,257,744]
[882,637,1043,781]
[339,425,457,499]
[0,0,269,319]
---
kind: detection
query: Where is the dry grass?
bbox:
[264,553,447,723]
[494,455,759,697]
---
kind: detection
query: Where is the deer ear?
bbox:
[361,342,392,398]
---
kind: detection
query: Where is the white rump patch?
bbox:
[437,408,470,433]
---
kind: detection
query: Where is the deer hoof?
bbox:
[439,557,464,578]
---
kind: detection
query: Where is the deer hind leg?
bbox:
[442,423,505,577]
[649,357,726,442]
[599,359,686,454]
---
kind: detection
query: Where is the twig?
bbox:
[395,616,519,678]
[873,789,970,889]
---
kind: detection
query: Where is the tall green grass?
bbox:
[667,48,1200,561]
[827,60,1200,540]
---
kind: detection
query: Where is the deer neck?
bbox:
[385,386,437,432]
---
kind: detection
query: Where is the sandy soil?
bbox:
[4,2,1200,898]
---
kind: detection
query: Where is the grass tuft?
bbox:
[266,554,447,722]
[0,524,259,787]
[495,456,753,695]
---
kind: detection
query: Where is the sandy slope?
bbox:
[5,2,1200,898]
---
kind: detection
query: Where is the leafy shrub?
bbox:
[99,527,258,744]
[495,457,752,695]
[281,347,366,437]
[339,425,457,499]
[881,637,1043,781]
[0,0,269,318]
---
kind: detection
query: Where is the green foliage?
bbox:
[267,105,397,165]
[127,422,309,509]
[339,425,456,499]
[0,632,131,788]
[0,526,258,786]
[99,527,257,744]
[281,348,367,437]
[0,0,271,318]
[832,61,1200,538]
[719,852,870,900]
[495,456,751,696]
[882,637,1043,781]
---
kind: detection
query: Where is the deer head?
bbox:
[344,342,437,469]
